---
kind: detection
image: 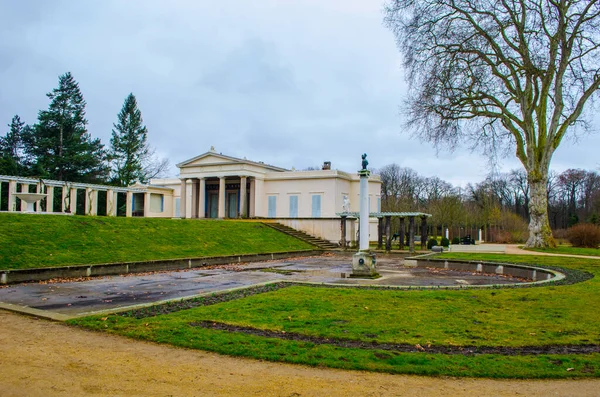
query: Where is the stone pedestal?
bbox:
[351,251,379,278]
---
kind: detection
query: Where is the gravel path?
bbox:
[1,310,599,397]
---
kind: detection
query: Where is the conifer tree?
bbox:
[0,115,27,175]
[109,93,152,186]
[23,72,108,183]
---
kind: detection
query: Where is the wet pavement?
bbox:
[0,255,526,319]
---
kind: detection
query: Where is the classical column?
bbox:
[85,188,98,216]
[249,178,256,217]
[46,186,54,213]
[69,187,78,214]
[20,184,29,211]
[240,176,247,218]
[61,185,68,213]
[144,191,151,217]
[198,178,206,218]
[409,216,415,253]
[125,191,133,217]
[421,216,428,249]
[35,183,42,212]
[340,216,347,249]
[385,215,392,252]
[8,180,16,212]
[377,217,383,250]
[180,179,187,219]
[191,179,199,218]
[399,217,405,250]
[218,177,226,218]
[106,189,116,216]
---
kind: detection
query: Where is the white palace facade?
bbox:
[1,148,382,243]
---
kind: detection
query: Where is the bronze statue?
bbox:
[361,153,368,170]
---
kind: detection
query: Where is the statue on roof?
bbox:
[361,153,368,170]
[210,146,216,152]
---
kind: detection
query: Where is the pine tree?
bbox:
[109,93,150,186]
[23,72,108,183]
[0,115,27,175]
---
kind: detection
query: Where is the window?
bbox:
[268,196,277,218]
[289,195,298,218]
[311,194,321,217]
[175,198,181,217]
[150,194,164,213]
[377,197,381,212]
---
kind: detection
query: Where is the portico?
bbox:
[179,176,253,219]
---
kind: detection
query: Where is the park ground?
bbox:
[2,309,600,397]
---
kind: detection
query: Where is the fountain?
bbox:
[351,154,379,278]
[14,193,47,212]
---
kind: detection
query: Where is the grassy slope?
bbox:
[71,253,600,378]
[0,213,313,269]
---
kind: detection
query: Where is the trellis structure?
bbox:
[337,211,432,253]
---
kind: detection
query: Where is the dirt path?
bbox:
[1,310,599,396]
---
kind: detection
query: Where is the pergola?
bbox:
[337,211,432,253]
[0,175,147,216]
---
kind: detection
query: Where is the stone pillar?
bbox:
[340,216,347,249]
[8,180,17,212]
[180,179,187,219]
[478,228,483,242]
[85,188,98,216]
[358,171,370,251]
[385,216,392,252]
[46,186,54,213]
[35,183,42,212]
[240,176,247,218]
[249,178,256,217]
[399,217,405,250]
[421,216,428,249]
[191,179,199,218]
[218,177,226,218]
[144,191,151,217]
[69,188,78,214]
[198,178,206,218]
[20,184,29,211]
[106,189,116,216]
[61,185,68,213]
[377,217,383,250]
[254,178,264,217]
[409,216,415,253]
[125,191,133,217]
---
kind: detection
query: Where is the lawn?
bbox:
[69,253,600,378]
[525,245,600,257]
[0,213,313,269]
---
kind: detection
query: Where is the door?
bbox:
[209,194,218,218]
[227,192,238,218]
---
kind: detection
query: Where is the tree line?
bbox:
[0,72,168,186]
[377,164,600,242]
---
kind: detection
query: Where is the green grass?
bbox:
[525,245,600,257]
[69,253,600,378]
[0,213,313,269]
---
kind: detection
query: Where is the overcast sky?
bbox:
[1,0,598,187]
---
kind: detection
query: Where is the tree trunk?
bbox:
[525,175,556,248]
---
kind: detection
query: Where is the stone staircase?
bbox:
[264,222,339,250]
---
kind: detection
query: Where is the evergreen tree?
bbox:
[23,72,108,183]
[0,115,27,175]
[109,93,151,186]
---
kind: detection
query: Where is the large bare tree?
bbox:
[385,0,600,247]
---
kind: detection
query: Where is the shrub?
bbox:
[490,229,512,244]
[451,236,460,245]
[499,212,529,243]
[566,223,600,248]
[427,238,438,249]
[441,237,451,247]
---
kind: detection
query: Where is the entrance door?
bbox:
[227,193,238,218]
[209,194,218,218]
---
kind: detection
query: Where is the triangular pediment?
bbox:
[177,151,287,172]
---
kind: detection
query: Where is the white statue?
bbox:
[342,195,351,213]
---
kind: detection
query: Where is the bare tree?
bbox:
[385,0,600,247]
